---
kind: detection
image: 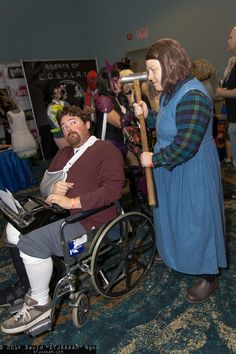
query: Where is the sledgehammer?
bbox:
[120,72,156,206]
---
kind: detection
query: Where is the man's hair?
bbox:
[58,105,88,126]
[146,38,192,92]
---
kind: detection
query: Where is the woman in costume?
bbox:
[95,63,150,214]
[47,83,69,149]
[134,38,227,303]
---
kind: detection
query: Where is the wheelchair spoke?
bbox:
[124,259,131,289]
[101,259,126,293]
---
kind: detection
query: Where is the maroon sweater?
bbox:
[48,140,125,230]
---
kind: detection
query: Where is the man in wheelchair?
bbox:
[1,105,125,334]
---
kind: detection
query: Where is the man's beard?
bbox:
[66,132,81,147]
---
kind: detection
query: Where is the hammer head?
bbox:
[120,72,148,84]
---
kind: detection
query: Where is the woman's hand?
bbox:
[51,181,74,196]
[133,101,149,119]
[140,152,153,168]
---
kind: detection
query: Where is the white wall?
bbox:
[1,0,236,74]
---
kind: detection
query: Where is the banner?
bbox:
[0,65,5,89]
[3,63,32,112]
[22,58,98,158]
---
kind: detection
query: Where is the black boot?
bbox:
[0,247,30,307]
[127,166,152,217]
[10,247,30,290]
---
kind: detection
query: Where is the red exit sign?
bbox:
[137,28,149,40]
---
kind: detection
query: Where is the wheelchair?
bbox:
[5,201,156,336]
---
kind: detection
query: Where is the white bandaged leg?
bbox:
[6,223,21,245]
[20,251,53,306]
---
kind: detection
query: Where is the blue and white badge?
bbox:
[68,234,87,257]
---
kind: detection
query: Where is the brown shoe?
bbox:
[185,278,218,304]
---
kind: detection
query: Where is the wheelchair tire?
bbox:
[72,293,90,328]
[90,211,156,298]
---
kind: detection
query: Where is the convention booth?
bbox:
[21,58,98,159]
[0,59,98,192]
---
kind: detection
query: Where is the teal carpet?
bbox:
[0,164,235,354]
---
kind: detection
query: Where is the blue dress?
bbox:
[152,78,227,274]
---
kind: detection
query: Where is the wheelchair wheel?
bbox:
[72,293,90,328]
[91,212,156,298]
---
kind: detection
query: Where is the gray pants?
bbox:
[17,219,86,259]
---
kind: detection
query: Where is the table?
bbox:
[0,148,38,193]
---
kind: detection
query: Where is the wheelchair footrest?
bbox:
[25,318,52,337]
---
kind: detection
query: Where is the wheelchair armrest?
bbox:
[64,200,119,224]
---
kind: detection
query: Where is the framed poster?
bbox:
[0,88,17,143]
[22,58,98,159]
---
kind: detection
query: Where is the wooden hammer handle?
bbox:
[134,79,156,206]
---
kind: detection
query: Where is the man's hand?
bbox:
[51,181,74,196]
[45,194,81,209]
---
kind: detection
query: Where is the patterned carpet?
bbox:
[0,163,235,354]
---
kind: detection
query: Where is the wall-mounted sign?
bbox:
[137,28,149,40]
[127,33,133,41]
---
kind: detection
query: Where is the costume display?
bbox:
[47,98,67,139]
[84,70,98,123]
[95,96,127,153]
[94,66,127,154]
[7,110,37,159]
[95,64,151,214]
[149,77,226,274]
[46,83,69,150]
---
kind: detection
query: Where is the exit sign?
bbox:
[137,28,149,40]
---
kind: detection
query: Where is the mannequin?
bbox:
[47,83,69,149]
[7,109,37,159]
